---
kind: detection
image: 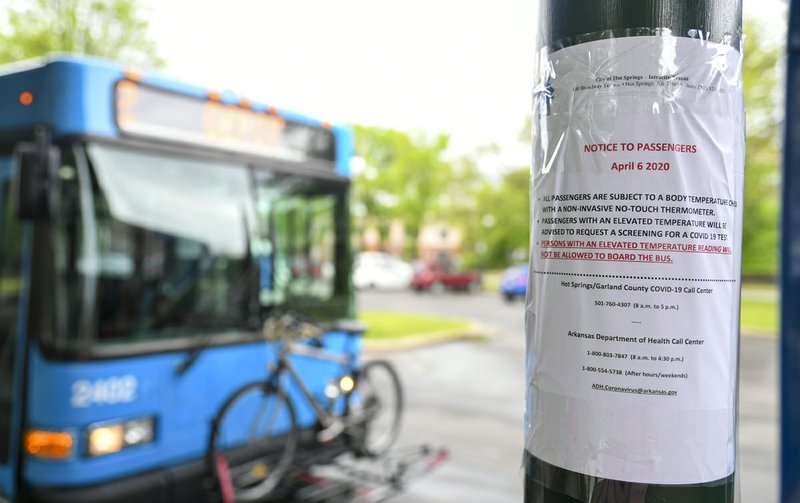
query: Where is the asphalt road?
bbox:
[357,289,778,503]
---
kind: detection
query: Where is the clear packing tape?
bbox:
[525,29,744,501]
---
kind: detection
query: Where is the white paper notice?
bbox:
[526,35,744,484]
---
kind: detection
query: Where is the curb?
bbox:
[741,330,777,340]
[362,324,490,352]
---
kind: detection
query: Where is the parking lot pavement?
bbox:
[358,290,778,503]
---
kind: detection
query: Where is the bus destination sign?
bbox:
[115,80,336,163]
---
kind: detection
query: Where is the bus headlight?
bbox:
[339,375,355,393]
[87,424,124,456]
[86,416,155,457]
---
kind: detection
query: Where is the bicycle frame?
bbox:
[273,339,359,429]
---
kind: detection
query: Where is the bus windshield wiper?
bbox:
[175,210,257,376]
[174,261,259,376]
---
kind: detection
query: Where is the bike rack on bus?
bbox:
[268,444,449,503]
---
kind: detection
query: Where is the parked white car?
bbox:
[353,252,414,290]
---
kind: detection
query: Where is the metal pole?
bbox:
[781,2,800,501]
[526,1,743,502]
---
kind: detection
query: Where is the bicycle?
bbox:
[207,313,404,502]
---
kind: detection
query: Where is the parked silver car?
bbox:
[353,252,414,290]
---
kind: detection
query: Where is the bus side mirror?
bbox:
[12,135,60,220]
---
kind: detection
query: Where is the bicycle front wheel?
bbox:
[349,360,403,457]
[208,381,298,502]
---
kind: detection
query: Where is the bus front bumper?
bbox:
[26,454,209,503]
[25,434,348,503]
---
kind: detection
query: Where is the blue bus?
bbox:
[0,55,366,502]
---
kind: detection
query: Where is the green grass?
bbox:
[0,277,20,295]
[742,282,778,294]
[740,298,778,335]
[359,310,472,340]
[740,283,778,335]
[740,298,777,334]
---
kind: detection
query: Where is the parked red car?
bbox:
[410,260,481,292]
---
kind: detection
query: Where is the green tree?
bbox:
[458,165,529,269]
[353,126,454,258]
[741,20,782,277]
[0,0,163,67]
[353,124,532,267]
[436,152,487,265]
[447,147,530,269]
[486,167,529,266]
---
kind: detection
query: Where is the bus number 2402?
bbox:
[70,375,138,408]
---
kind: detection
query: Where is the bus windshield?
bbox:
[48,143,349,351]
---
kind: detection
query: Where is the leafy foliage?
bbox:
[741,20,782,277]
[0,0,163,67]
[456,162,529,269]
[353,125,529,268]
[353,126,453,258]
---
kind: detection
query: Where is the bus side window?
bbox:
[273,198,298,299]
[276,195,335,300]
[251,172,340,311]
[307,196,336,299]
